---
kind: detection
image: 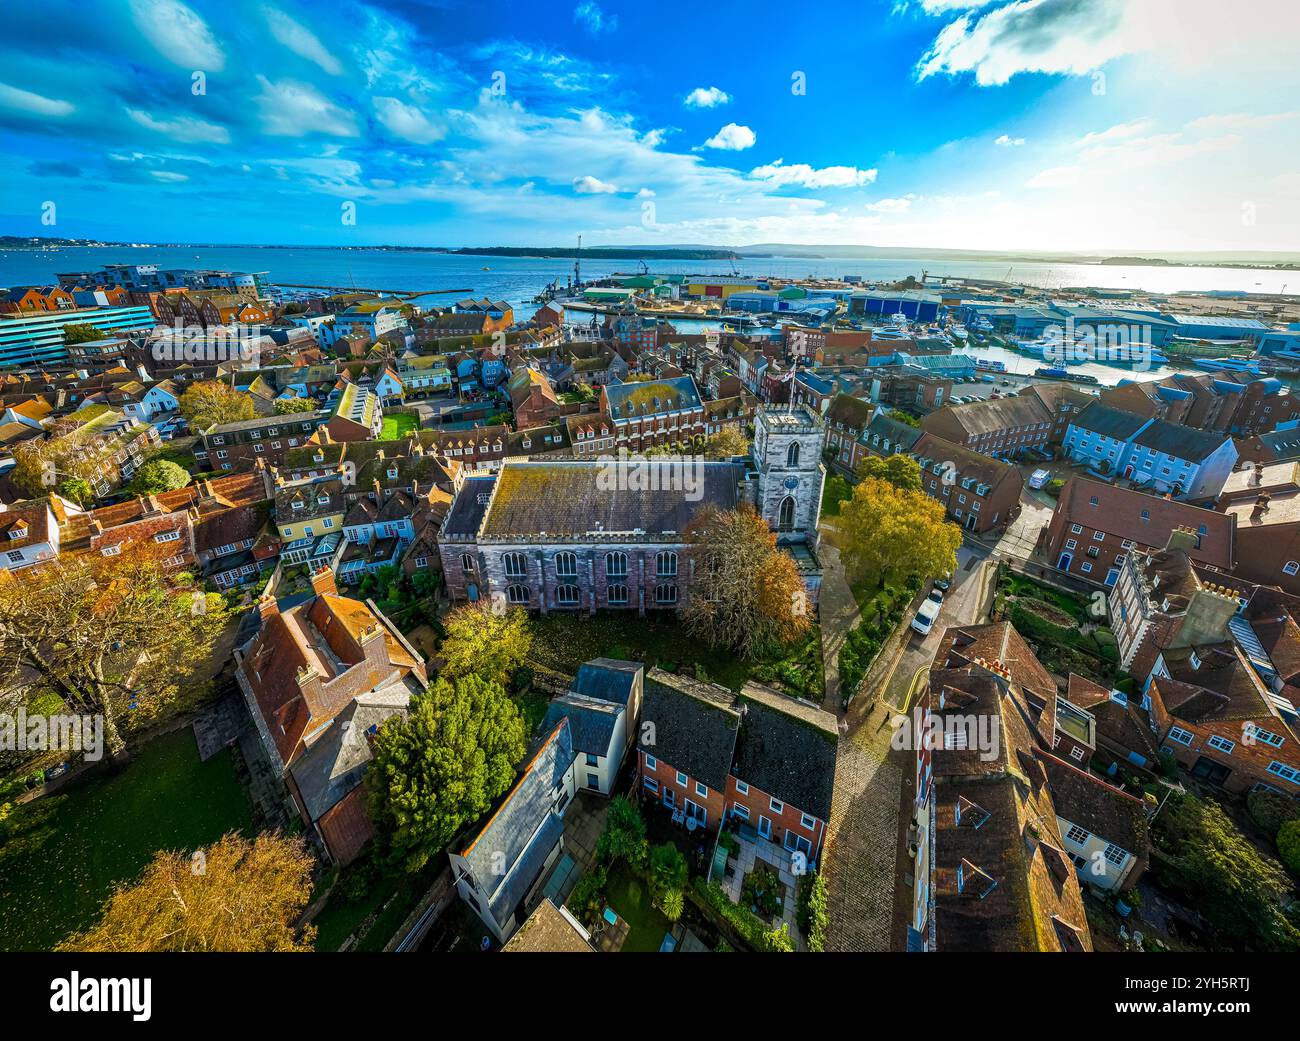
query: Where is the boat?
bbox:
[973,357,1006,372]
[1193,357,1264,376]
[1035,367,1100,385]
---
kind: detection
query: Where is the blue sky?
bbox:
[1,0,1297,252]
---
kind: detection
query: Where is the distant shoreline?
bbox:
[2,237,1297,272]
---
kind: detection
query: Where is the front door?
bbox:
[758,815,772,839]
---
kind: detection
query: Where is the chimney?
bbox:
[257,594,279,622]
[1166,526,1198,555]
[310,567,338,598]
[373,478,382,499]
[318,426,332,445]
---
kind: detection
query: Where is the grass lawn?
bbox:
[605,866,672,952]
[0,728,254,951]
[310,851,443,952]
[527,612,819,697]
[380,413,420,440]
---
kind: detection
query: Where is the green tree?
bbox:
[367,673,527,872]
[703,425,750,459]
[1278,819,1300,876]
[836,477,961,590]
[1155,792,1300,951]
[438,601,533,686]
[857,454,922,491]
[595,795,648,868]
[57,476,94,507]
[648,841,687,920]
[130,458,191,495]
[275,396,318,414]
[61,323,104,345]
[886,409,919,428]
[58,832,316,952]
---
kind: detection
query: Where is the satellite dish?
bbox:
[685,817,698,832]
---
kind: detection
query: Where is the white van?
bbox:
[911,598,942,637]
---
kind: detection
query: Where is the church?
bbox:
[438,404,827,615]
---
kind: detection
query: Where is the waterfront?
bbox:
[2,246,1296,317]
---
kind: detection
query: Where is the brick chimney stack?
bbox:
[257,594,279,622]
[310,567,338,598]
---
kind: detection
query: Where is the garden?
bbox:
[380,412,420,440]
[839,577,921,705]
[992,566,1120,684]
[0,729,254,951]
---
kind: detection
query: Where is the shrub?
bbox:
[568,866,608,929]
[1279,820,1300,876]
[1248,789,1300,839]
[797,871,829,952]
[693,879,794,952]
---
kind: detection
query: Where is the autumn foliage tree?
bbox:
[178,380,255,431]
[367,673,527,872]
[58,832,317,952]
[0,547,230,760]
[836,476,961,590]
[681,504,810,657]
[857,454,922,492]
[703,426,751,459]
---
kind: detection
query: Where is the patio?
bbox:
[718,827,802,943]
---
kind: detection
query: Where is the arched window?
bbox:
[786,441,801,468]
[656,551,677,577]
[460,553,475,574]
[506,584,530,604]
[556,584,580,606]
[607,583,628,606]
[655,583,678,605]
[778,495,796,532]
[606,551,628,578]
[504,552,528,578]
[555,551,578,578]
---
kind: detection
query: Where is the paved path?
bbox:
[822,711,902,951]
[816,534,861,711]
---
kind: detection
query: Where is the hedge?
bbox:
[692,878,794,952]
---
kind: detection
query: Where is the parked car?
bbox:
[1028,468,1052,490]
[933,573,952,593]
[911,598,942,636]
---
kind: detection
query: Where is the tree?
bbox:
[836,477,961,590]
[275,396,318,414]
[130,458,191,495]
[178,380,255,431]
[58,832,316,952]
[367,673,527,872]
[61,323,103,345]
[438,601,533,686]
[648,842,687,920]
[887,409,919,428]
[1155,792,1300,951]
[857,454,922,492]
[703,426,750,459]
[595,795,648,868]
[1279,819,1300,876]
[58,477,94,507]
[0,548,230,760]
[681,504,811,657]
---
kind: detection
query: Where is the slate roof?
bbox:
[639,669,740,791]
[604,375,701,419]
[572,658,642,706]
[1071,402,1150,441]
[478,460,742,539]
[540,693,623,757]
[460,718,576,925]
[1131,417,1230,463]
[734,683,837,821]
[442,475,496,536]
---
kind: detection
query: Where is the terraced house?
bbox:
[910,432,1024,534]
[599,375,706,454]
[921,394,1054,460]
[439,405,826,614]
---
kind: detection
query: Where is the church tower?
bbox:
[753,404,826,544]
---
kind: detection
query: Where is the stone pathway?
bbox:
[822,713,902,952]
[722,834,802,945]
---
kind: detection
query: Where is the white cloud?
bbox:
[1025,164,1081,188]
[126,107,230,143]
[636,188,656,198]
[573,1,617,36]
[150,170,189,183]
[994,133,1024,146]
[703,122,756,150]
[573,175,618,194]
[373,97,445,144]
[866,195,916,212]
[1075,119,1152,146]
[1186,111,1298,133]
[685,86,731,108]
[128,0,225,71]
[751,158,876,188]
[263,5,343,75]
[0,81,73,117]
[253,76,358,137]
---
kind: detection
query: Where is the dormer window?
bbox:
[387,466,398,480]
[955,796,989,828]
[7,523,27,540]
[317,494,330,505]
[1189,650,1201,670]
[956,859,997,900]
